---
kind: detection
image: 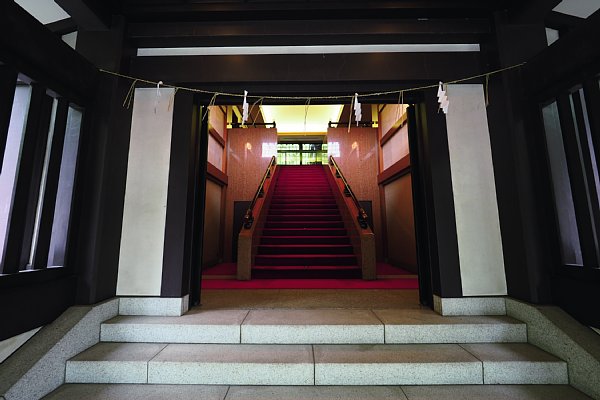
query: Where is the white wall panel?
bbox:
[445,84,507,296]
[117,88,174,295]
[382,123,409,170]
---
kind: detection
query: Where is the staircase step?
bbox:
[252,265,361,279]
[100,310,248,343]
[269,203,338,209]
[261,235,351,244]
[373,309,527,343]
[257,244,354,255]
[267,214,342,222]
[314,343,482,385]
[64,341,568,386]
[255,254,357,266]
[262,228,347,236]
[271,199,336,205]
[43,384,595,400]
[241,309,383,344]
[264,221,345,229]
[99,309,527,345]
[66,343,167,383]
[460,343,568,384]
[269,209,340,215]
[148,344,314,385]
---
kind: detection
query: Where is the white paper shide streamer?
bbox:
[437,81,449,114]
[353,93,362,126]
[242,90,249,124]
[154,80,163,114]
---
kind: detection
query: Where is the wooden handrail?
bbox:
[242,156,276,229]
[329,156,369,229]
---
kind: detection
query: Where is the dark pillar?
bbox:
[413,90,462,299]
[480,9,553,303]
[69,18,134,304]
[0,66,18,172]
[161,94,209,306]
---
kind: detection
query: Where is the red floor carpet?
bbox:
[202,262,418,290]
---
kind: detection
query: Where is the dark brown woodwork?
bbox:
[55,0,112,30]
[380,114,408,146]
[127,19,490,48]
[0,66,18,171]
[207,163,228,187]
[45,18,78,36]
[0,1,97,105]
[209,127,226,147]
[377,155,411,185]
[130,53,482,98]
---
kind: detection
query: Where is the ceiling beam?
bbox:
[128,19,491,48]
[54,0,112,30]
[121,1,512,22]
[45,17,78,35]
[128,52,482,103]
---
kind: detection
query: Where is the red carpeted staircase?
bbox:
[254,165,361,279]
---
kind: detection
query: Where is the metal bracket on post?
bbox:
[243,210,254,229]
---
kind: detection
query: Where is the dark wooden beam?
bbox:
[130,52,482,93]
[127,19,490,48]
[54,0,111,30]
[0,66,17,172]
[545,11,584,33]
[45,17,78,36]
[525,8,600,98]
[207,163,228,187]
[0,1,97,105]
[377,155,411,185]
[122,1,510,22]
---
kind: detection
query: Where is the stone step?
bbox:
[65,342,567,386]
[43,384,595,400]
[101,309,527,344]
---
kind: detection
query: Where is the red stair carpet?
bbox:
[253,165,361,279]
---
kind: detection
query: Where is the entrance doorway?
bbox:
[197,101,424,303]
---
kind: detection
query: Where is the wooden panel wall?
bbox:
[223,127,278,261]
[202,179,222,268]
[384,174,417,272]
[327,127,383,259]
[380,104,406,137]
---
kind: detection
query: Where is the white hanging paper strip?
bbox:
[436,81,449,114]
[154,80,163,114]
[242,90,249,124]
[353,93,362,126]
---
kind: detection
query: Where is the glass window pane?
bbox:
[47,105,82,267]
[28,98,58,267]
[0,84,31,268]
[542,101,583,265]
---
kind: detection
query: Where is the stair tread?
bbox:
[43,384,595,400]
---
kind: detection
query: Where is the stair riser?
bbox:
[252,268,361,279]
[262,229,347,236]
[268,209,340,215]
[255,256,357,266]
[267,215,342,222]
[261,236,351,245]
[269,204,338,209]
[264,222,345,229]
[257,245,354,255]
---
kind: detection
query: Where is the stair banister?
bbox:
[243,156,277,229]
[327,156,376,280]
[329,156,370,229]
[237,156,278,280]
